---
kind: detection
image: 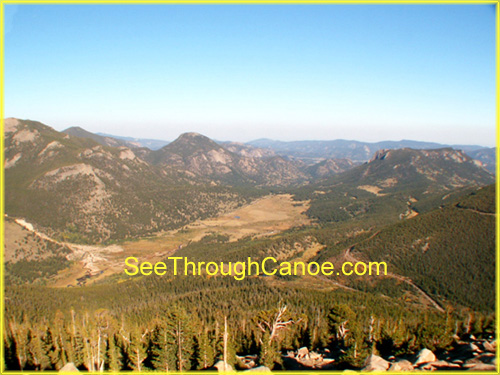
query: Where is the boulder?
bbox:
[319,358,336,370]
[414,348,436,365]
[470,353,496,364]
[469,342,480,352]
[309,351,322,360]
[465,357,480,365]
[236,355,257,370]
[363,354,390,371]
[59,363,79,373]
[238,360,255,370]
[297,347,309,358]
[483,340,496,353]
[388,359,413,371]
[419,360,460,370]
[465,363,497,371]
[213,360,235,373]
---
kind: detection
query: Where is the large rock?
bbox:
[419,360,460,370]
[388,359,413,371]
[483,340,496,353]
[465,363,497,371]
[213,360,235,373]
[297,347,309,358]
[469,342,480,352]
[309,351,322,360]
[236,355,257,369]
[363,354,390,371]
[244,366,272,372]
[414,348,436,365]
[59,363,79,372]
[466,353,496,365]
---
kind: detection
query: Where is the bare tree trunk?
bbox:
[223,316,228,371]
[84,340,92,372]
[466,313,473,334]
[97,333,101,372]
[177,320,183,373]
[136,348,141,372]
[71,310,77,336]
[368,315,375,344]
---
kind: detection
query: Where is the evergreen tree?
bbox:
[195,328,215,369]
[259,331,280,369]
[150,322,177,372]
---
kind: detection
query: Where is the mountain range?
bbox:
[247,138,496,172]
[5,117,494,244]
[68,127,497,173]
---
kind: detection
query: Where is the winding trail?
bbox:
[455,206,496,217]
[344,245,445,313]
[14,218,122,276]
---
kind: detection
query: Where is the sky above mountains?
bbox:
[4,4,496,146]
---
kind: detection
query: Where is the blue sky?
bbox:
[4,4,497,146]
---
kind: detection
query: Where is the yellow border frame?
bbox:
[0,1,498,374]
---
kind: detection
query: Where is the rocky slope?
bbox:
[205,338,497,372]
[467,147,496,173]
[306,158,356,178]
[328,148,494,196]
[63,126,141,148]
[142,132,311,186]
[5,118,250,243]
[96,131,170,150]
[4,118,494,243]
[248,138,495,170]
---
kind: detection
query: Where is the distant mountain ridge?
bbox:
[63,127,140,149]
[293,146,494,227]
[136,132,312,186]
[248,138,495,172]
[333,147,493,195]
[96,132,170,150]
[98,131,496,173]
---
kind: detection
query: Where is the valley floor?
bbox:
[9,194,311,287]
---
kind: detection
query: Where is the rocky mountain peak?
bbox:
[168,132,220,148]
[370,149,391,162]
[179,131,205,138]
[4,118,21,133]
[175,132,213,142]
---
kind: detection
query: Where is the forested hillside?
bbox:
[4,118,259,243]
[4,274,495,371]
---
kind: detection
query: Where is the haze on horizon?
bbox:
[4,4,496,147]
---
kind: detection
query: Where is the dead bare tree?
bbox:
[120,325,149,372]
[255,304,303,344]
[223,316,229,372]
[337,320,349,341]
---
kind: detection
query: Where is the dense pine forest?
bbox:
[4,275,495,371]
